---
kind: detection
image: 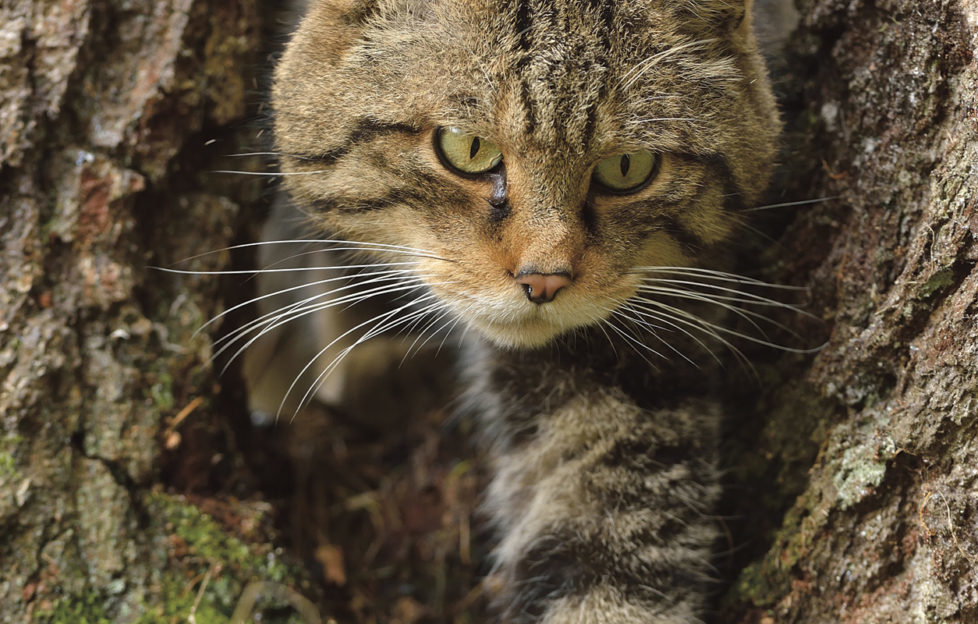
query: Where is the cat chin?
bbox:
[468,316,584,350]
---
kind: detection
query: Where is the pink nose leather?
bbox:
[515,271,572,304]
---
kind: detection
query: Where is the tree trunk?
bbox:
[1,1,316,622]
[724,0,978,621]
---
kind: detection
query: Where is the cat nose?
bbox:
[514,270,572,304]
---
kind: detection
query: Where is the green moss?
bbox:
[919,268,954,299]
[138,493,306,623]
[135,578,228,624]
[148,372,175,412]
[0,434,23,482]
[35,589,112,624]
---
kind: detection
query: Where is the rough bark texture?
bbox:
[724,0,978,621]
[1,1,317,622]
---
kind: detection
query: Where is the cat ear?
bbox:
[298,0,379,63]
[681,0,755,39]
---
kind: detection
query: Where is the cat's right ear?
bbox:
[295,0,379,64]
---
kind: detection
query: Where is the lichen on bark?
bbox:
[723,0,978,621]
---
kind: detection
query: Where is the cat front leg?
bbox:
[485,393,721,624]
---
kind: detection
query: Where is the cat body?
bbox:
[269,0,780,620]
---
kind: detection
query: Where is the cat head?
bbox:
[273,0,779,348]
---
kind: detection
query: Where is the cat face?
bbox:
[274,0,779,348]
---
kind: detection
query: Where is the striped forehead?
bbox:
[498,0,615,149]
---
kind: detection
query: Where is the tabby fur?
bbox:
[271,0,780,621]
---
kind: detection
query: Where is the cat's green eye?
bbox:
[592,150,660,193]
[436,127,503,174]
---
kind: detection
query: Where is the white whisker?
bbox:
[601,317,660,369]
[619,303,721,366]
[402,306,455,362]
[633,289,797,339]
[630,266,807,290]
[619,38,719,90]
[217,279,435,370]
[212,271,427,351]
[198,268,418,337]
[637,278,810,313]
[211,170,330,177]
[611,305,700,367]
[292,295,449,417]
[631,298,818,355]
[745,196,837,212]
[156,261,429,277]
[169,238,443,262]
[628,299,753,371]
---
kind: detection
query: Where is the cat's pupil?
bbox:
[470,137,481,160]
[620,154,631,177]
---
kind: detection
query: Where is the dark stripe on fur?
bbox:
[519,80,537,136]
[695,153,745,212]
[661,214,705,254]
[580,2,614,149]
[307,118,421,165]
[513,0,534,59]
[512,0,537,135]
[503,525,711,622]
[313,186,429,213]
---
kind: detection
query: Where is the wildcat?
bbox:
[262,0,781,621]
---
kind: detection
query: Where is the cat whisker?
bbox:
[323,302,444,382]
[600,317,661,370]
[617,303,721,366]
[256,247,452,271]
[611,305,700,367]
[291,294,451,418]
[629,266,807,291]
[624,299,753,370]
[402,305,457,362]
[217,278,434,371]
[401,305,461,364]
[744,196,838,212]
[169,237,444,261]
[434,311,468,356]
[619,38,719,90]
[592,319,619,358]
[285,298,433,419]
[637,277,810,313]
[631,297,818,356]
[220,151,333,161]
[632,289,801,339]
[211,170,333,177]
[197,267,419,337]
[211,271,428,350]
[157,261,430,277]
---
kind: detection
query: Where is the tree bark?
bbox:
[0,1,316,622]
[724,0,978,621]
